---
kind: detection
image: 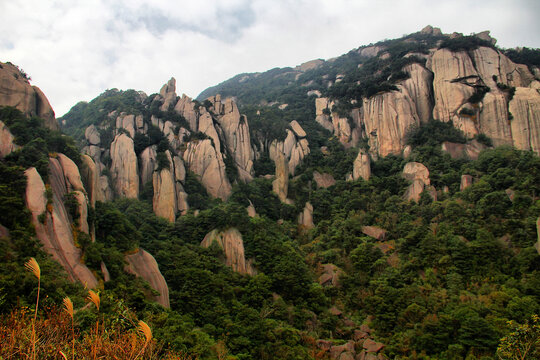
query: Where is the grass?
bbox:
[0,306,196,359]
[0,257,197,359]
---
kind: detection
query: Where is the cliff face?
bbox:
[125,249,170,308]
[24,162,98,288]
[0,61,57,130]
[310,40,539,158]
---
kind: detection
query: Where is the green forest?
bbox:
[1,104,539,359]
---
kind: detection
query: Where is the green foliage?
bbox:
[406,119,467,146]
[504,47,540,70]
[1,106,81,178]
[440,35,496,52]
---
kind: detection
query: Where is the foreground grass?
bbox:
[0,307,195,360]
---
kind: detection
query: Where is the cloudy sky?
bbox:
[1,0,539,116]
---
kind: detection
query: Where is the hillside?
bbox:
[1,26,540,359]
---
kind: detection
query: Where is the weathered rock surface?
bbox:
[24,165,97,288]
[402,162,430,202]
[269,123,310,176]
[353,149,371,181]
[140,146,157,187]
[159,77,177,111]
[319,264,343,287]
[441,140,486,160]
[401,63,433,123]
[110,133,139,198]
[153,168,177,222]
[298,202,314,229]
[125,248,170,308]
[183,139,231,200]
[201,228,256,275]
[460,174,473,191]
[361,90,420,156]
[0,61,57,130]
[509,87,540,154]
[313,171,336,188]
[79,155,97,206]
[84,125,100,145]
[0,120,19,157]
[210,96,255,181]
[362,226,387,241]
[272,152,289,203]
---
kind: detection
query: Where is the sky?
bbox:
[1,0,539,117]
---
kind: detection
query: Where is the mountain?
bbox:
[1,26,540,359]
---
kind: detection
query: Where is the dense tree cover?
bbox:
[503,47,540,71]
[60,89,147,142]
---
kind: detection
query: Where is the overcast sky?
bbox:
[1,0,539,116]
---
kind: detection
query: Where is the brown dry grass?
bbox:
[0,307,196,360]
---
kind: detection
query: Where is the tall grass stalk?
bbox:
[87,290,100,360]
[134,320,152,360]
[63,297,75,360]
[25,257,41,360]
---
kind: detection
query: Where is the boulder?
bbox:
[0,61,57,130]
[84,125,101,145]
[125,248,170,308]
[402,162,430,185]
[110,133,139,198]
[319,264,342,287]
[404,179,426,202]
[183,139,231,200]
[353,149,371,181]
[330,341,355,360]
[0,120,19,158]
[460,174,473,191]
[363,339,384,353]
[246,200,257,217]
[362,226,387,241]
[441,140,486,160]
[201,228,256,275]
[290,120,307,138]
[313,171,336,188]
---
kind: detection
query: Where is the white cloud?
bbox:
[1,0,538,116]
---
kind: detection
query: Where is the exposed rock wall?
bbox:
[352,149,371,181]
[110,133,139,198]
[201,228,256,275]
[0,61,57,130]
[0,120,19,157]
[24,163,97,288]
[125,248,170,308]
[269,121,310,176]
[509,87,540,153]
[183,139,232,200]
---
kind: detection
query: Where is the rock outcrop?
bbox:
[210,95,255,182]
[319,264,343,287]
[269,121,310,176]
[298,202,314,229]
[125,248,170,308]
[460,174,473,191]
[0,61,57,130]
[441,140,486,160]
[152,151,188,222]
[362,226,387,241]
[535,217,540,255]
[24,163,98,288]
[110,133,139,198]
[272,152,290,203]
[183,139,232,200]
[402,162,431,202]
[509,87,540,153]
[313,171,336,188]
[201,228,256,275]
[0,120,19,157]
[352,149,371,181]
